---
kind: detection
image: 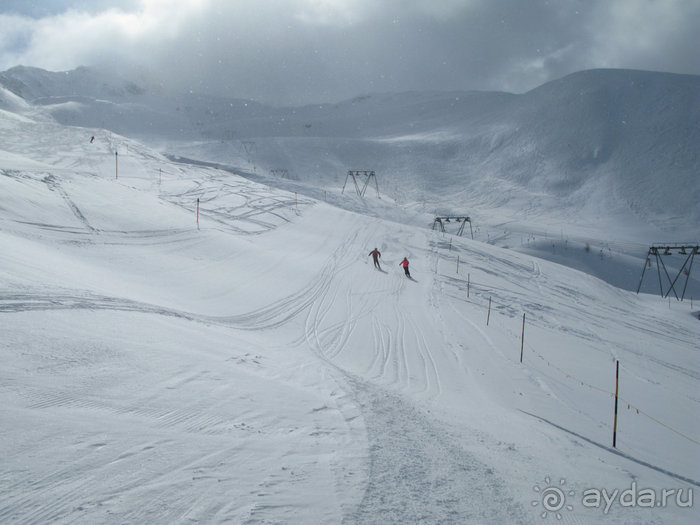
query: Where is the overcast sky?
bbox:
[0,0,698,105]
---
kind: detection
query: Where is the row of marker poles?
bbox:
[512,304,620,448]
[478,290,523,361]
[515,303,622,448]
[476,284,523,360]
[449,238,634,450]
[514,304,622,449]
[469,257,631,451]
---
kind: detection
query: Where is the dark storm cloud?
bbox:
[1,0,698,105]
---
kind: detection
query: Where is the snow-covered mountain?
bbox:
[2,65,698,293]
[2,66,698,235]
[0,66,698,524]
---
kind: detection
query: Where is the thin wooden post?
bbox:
[196,198,200,228]
[520,313,525,363]
[115,151,118,179]
[487,296,492,326]
[467,273,470,298]
[456,255,460,274]
[613,360,620,448]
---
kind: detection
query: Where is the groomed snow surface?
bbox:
[1,104,698,523]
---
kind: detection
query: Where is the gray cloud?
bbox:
[1,0,698,105]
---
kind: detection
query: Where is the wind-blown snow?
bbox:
[0,67,698,524]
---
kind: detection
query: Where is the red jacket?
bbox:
[400,259,409,267]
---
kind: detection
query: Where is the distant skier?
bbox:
[90,136,95,143]
[399,257,411,278]
[369,248,382,269]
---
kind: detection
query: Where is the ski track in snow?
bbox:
[41,174,99,233]
[343,380,528,524]
[290,224,529,522]
[162,167,312,236]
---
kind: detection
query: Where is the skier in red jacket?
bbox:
[369,248,381,269]
[399,257,410,277]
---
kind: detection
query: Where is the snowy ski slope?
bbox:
[0,76,698,524]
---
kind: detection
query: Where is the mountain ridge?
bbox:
[1,65,697,241]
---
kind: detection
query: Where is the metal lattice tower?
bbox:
[240,141,256,167]
[637,244,699,300]
[432,216,473,239]
[342,170,380,198]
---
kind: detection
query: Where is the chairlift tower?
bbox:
[636,244,699,300]
[432,216,473,239]
[342,170,380,198]
[240,141,256,169]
